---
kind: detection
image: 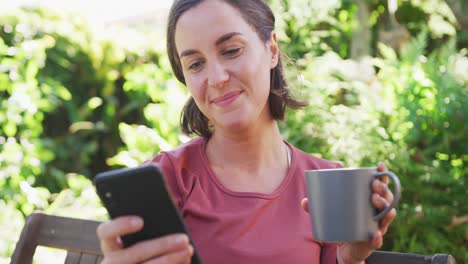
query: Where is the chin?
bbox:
[216,109,271,133]
[217,118,251,133]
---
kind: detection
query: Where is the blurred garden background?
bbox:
[0,0,466,263]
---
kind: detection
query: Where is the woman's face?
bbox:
[175,0,278,134]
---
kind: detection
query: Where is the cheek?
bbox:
[185,75,206,100]
[237,52,271,95]
[185,75,210,115]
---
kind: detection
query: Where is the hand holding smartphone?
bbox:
[94,164,202,264]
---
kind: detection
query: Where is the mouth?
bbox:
[211,91,243,107]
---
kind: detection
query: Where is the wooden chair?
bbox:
[10,212,458,264]
[10,212,103,264]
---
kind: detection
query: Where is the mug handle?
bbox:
[372,171,401,221]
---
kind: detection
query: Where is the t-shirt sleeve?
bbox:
[148,152,184,209]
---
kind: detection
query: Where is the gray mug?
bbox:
[304,167,401,242]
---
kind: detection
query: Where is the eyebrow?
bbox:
[179,32,243,58]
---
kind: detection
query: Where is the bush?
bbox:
[0,7,180,261]
[375,30,467,259]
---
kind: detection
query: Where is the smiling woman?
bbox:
[95,1,398,264]
[175,1,279,136]
[167,0,305,138]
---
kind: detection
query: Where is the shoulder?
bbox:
[289,143,343,170]
[150,137,205,167]
[147,137,206,207]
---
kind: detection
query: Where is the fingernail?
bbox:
[175,234,188,244]
[130,217,142,227]
[188,245,194,255]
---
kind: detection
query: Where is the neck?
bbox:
[206,120,286,176]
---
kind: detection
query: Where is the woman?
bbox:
[97,0,396,263]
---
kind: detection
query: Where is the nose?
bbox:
[207,61,229,89]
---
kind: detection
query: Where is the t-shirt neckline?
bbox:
[198,138,296,199]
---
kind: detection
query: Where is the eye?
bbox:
[188,60,203,71]
[223,48,242,57]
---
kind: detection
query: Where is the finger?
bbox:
[379,208,397,235]
[376,162,389,184]
[379,174,389,185]
[108,234,190,263]
[97,216,143,253]
[372,193,390,210]
[377,162,388,172]
[377,162,389,184]
[143,245,193,264]
[370,230,383,249]
[301,198,309,213]
[372,179,394,204]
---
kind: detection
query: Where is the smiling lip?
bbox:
[211,91,242,107]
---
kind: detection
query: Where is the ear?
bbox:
[269,32,279,69]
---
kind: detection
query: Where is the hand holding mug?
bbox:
[302,163,399,264]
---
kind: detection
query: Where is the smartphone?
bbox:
[94,164,202,264]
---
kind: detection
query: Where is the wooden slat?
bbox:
[78,254,99,264]
[95,255,104,264]
[11,212,104,264]
[34,213,102,255]
[367,251,457,264]
[64,251,81,264]
[10,213,44,264]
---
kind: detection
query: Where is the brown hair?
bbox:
[167,0,306,138]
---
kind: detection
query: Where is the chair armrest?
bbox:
[366,250,457,264]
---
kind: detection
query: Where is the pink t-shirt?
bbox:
[151,137,340,264]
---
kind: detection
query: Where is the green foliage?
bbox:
[397,0,458,38]
[282,52,401,167]
[109,62,188,168]
[0,200,24,263]
[375,31,467,259]
[0,6,177,194]
[281,29,466,261]
[268,0,459,60]
[0,11,57,214]
[0,7,180,261]
[268,0,357,58]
